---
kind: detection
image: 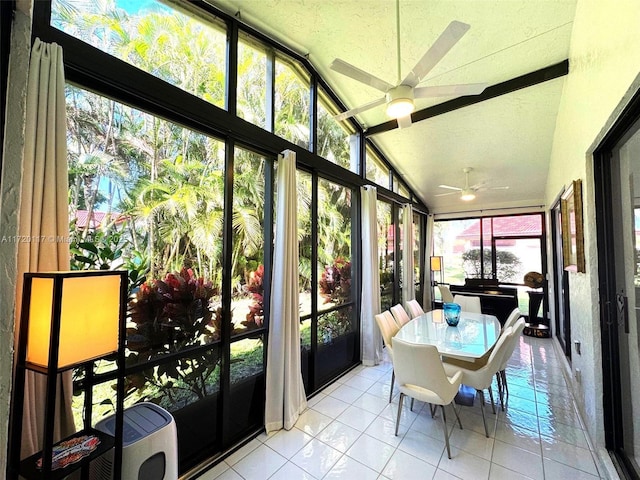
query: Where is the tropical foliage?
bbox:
[462,248,522,282]
[318,257,353,342]
[126,268,231,407]
[319,257,352,306]
[244,265,265,329]
[54,0,357,417]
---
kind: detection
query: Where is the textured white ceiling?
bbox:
[208,0,577,214]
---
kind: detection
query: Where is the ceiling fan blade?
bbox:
[414,83,488,98]
[330,58,394,93]
[397,114,412,129]
[438,184,462,191]
[402,21,470,87]
[333,97,387,122]
[434,191,458,197]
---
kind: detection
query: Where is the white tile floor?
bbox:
[198,335,607,480]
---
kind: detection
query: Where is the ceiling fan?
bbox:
[436,167,509,201]
[330,0,488,128]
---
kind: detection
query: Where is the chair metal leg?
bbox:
[451,402,463,430]
[478,389,489,438]
[389,370,395,403]
[410,397,415,411]
[430,403,436,418]
[502,370,509,399]
[441,405,452,459]
[395,393,404,436]
[496,372,505,411]
[488,386,496,414]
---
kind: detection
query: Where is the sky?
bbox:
[115,0,169,15]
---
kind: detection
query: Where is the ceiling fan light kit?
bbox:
[386,85,415,118]
[460,189,476,201]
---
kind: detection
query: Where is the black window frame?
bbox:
[28,0,429,471]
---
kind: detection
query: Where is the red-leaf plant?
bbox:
[243,265,264,329]
[318,257,352,343]
[127,267,238,404]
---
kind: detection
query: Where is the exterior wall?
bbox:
[545,0,640,472]
[0,1,32,475]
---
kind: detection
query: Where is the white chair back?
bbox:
[438,285,454,303]
[375,311,401,403]
[374,311,400,352]
[503,308,521,330]
[393,337,464,458]
[406,299,425,318]
[498,318,526,371]
[392,337,461,404]
[390,304,411,327]
[453,294,482,313]
[483,325,514,373]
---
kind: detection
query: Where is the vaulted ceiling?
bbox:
[208,0,578,214]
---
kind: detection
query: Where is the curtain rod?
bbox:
[433,204,545,219]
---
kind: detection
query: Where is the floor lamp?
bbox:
[430,256,444,305]
[430,256,444,285]
[9,270,127,480]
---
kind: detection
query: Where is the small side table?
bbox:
[524,291,550,338]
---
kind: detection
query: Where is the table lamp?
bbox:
[24,272,122,371]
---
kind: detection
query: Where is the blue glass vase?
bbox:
[443,302,461,327]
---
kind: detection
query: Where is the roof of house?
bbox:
[74,210,127,229]
[457,215,542,238]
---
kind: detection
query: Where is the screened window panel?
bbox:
[317,88,357,172]
[52,0,227,109]
[275,56,310,149]
[232,146,266,337]
[366,146,390,189]
[317,179,353,312]
[237,35,268,129]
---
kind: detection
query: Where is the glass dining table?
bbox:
[394,309,502,361]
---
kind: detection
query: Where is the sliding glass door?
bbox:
[596,114,640,478]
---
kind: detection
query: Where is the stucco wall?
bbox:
[0,1,32,476]
[546,0,640,464]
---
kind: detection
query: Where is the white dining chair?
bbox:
[503,308,522,329]
[406,299,425,318]
[453,294,482,313]
[438,284,454,303]
[374,311,401,402]
[390,303,411,327]
[392,337,463,459]
[443,326,513,437]
[496,318,526,410]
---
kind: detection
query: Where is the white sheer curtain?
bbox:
[401,204,414,308]
[360,186,382,366]
[14,39,75,458]
[422,214,435,309]
[264,150,307,434]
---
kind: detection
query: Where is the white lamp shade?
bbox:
[26,273,122,370]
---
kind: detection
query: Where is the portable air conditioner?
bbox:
[90,402,178,480]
